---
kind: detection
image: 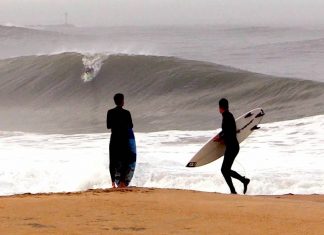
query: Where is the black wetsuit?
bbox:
[107,106,133,183]
[220,110,245,194]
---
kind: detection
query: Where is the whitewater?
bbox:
[0,114,323,196]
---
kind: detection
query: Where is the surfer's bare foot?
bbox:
[243,178,250,194]
[112,182,116,188]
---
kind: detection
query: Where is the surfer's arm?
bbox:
[128,111,133,129]
[213,131,224,142]
[107,111,112,129]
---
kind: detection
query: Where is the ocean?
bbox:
[0,24,323,195]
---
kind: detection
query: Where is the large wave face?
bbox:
[0,53,323,134]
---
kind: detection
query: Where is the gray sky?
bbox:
[0,0,323,27]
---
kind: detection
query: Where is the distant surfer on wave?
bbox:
[213,98,250,194]
[85,67,94,74]
[107,93,133,188]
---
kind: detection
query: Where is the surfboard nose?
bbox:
[186,162,197,167]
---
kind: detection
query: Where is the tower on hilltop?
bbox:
[64,12,68,25]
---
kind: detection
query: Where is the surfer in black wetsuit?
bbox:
[107,93,133,188]
[213,98,250,194]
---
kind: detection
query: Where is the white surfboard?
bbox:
[186,108,265,167]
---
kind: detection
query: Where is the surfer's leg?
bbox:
[109,144,117,187]
[229,150,245,183]
[221,151,237,194]
[109,159,116,186]
[119,162,127,188]
[230,170,250,194]
[230,168,249,191]
[227,148,250,194]
[118,148,130,188]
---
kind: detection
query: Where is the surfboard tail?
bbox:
[244,112,253,118]
[255,109,265,118]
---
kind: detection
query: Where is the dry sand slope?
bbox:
[0,187,323,235]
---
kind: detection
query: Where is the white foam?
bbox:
[81,53,107,82]
[0,114,323,196]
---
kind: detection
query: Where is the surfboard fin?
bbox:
[251,125,260,131]
[186,162,197,167]
[255,109,265,118]
[244,112,253,118]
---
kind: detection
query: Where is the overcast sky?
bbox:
[0,0,323,27]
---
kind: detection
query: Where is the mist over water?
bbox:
[1,0,324,27]
[1,25,324,82]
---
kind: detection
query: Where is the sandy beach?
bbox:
[0,188,323,235]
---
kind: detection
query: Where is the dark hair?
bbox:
[114,93,124,106]
[219,98,229,110]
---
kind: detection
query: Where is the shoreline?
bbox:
[0,187,323,234]
[1,187,323,199]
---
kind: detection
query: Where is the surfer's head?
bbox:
[114,93,124,107]
[219,98,229,113]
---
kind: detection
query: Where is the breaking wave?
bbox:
[0,52,323,133]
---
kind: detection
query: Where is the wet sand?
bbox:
[0,187,323,235]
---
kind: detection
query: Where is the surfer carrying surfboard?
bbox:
[107,93,134,188]
[213,98,250,194]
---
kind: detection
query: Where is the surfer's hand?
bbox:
[213,135,220,142]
